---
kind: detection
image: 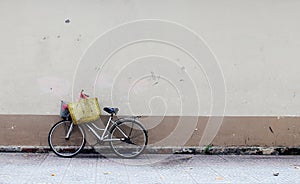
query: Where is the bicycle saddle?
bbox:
[103,107,119,115]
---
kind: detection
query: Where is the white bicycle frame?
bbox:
[77,116,129,142]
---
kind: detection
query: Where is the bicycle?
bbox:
[48,90,148,158]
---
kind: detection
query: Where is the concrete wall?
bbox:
[1,115,299,147]
[0,0,300,147]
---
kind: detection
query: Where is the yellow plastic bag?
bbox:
[68,98,101,125]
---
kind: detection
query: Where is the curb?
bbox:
[1,146,300,155]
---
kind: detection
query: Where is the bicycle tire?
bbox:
[109,118,148,158]
[48,120,85,158]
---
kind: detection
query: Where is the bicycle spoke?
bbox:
[48,120,85,157]
[109,120,148,158]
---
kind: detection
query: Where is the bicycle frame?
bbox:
[79,115,128,142]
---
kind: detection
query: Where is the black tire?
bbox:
[109,118,148,158]
[48,120,85,158]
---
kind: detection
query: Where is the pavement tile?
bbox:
[152,166,197,184]
[61,154,97,184]
[0,153,47,174]
[96,157,129,184]
[26,153,72,184]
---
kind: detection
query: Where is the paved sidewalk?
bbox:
[0,153,299,184]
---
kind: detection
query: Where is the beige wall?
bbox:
[1,0,300,116]
[0,1,300,147]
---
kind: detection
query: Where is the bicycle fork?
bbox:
[65,122,74,140]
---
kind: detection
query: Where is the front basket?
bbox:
[68,98,101,125]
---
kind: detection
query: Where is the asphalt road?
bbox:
[0,153,299,184]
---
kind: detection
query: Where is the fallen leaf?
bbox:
[216,176,224,180]
[51,173,56,176]
[103,172,111,175]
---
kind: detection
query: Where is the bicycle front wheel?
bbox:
[109,119,148,158]
[48,120,85,158]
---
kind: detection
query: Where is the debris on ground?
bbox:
[215,176,224,180]
[273,173,279,176]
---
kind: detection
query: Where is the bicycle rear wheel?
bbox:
[48,120,85,158]
[109,119,148,158]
